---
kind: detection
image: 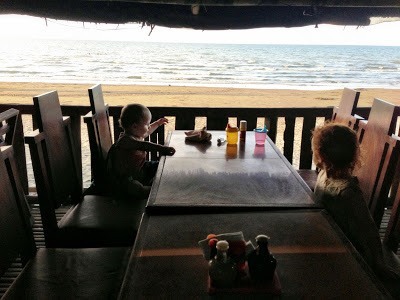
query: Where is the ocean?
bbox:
[1,38,399,89]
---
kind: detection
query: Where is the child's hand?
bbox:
[163,146,176,156]
[157,118,169,127]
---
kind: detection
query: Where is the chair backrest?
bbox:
[356,98,400,225]
[88,84,113,158]
[0,145,36,277]
[331,88,360,126]
[0,109,28,193]
[84,84,113,191]
[30,91,82,205]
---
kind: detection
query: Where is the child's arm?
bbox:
[119,136,175,156]
[139,140,176,156]
[146,117,169,137]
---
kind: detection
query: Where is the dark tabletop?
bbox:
[118,210,389,299]
[147,131,317,213]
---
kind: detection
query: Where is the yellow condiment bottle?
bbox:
[226,124,239,144]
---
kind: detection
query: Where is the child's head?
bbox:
[119,104,151,137]
[312,122,360,178]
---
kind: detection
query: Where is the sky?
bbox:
[1,14,400,46]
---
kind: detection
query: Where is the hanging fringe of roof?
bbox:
[0,1,400,29]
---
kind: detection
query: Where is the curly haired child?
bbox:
[312,122,399,283]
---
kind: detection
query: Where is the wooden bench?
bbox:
[0,144,130,299]
[25,91,146,247]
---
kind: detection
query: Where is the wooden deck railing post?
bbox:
[207,108,227,130]
[267,116,277,143]
[299,116,316,169]
[283,116,296,164]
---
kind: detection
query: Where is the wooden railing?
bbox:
[0,103,371,191]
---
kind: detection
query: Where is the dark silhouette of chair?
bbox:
[382,136,400,253]
[0,144,130,299]
[0,109,33,223]
[83,84,113,195]
[0,108,29,194]
[377,137,400,298]
[356,98,400,227]
[298,88,360,190]
[25,91,146,248]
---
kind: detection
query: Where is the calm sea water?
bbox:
[1,39,399,89]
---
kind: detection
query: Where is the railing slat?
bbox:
[283,116,296,164]
[299,115,316,169]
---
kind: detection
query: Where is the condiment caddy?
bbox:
[198,232,281,295]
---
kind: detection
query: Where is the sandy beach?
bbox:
[1,82,399,108]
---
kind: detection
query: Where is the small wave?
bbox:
[0,70,21,74]
[127,75,142,79]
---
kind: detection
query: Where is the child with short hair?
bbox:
[312,122,399,282]
[107,103,175,199]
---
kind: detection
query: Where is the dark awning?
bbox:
[1,0,400,30]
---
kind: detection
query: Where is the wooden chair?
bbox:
[0,109,33,224]
[331,87,360,125]
[298,88,360,190]
[83,84,113,195]
[0,145,130,299]
[356,98,400,227]
[25,91,146,248]
[0,108,29,194]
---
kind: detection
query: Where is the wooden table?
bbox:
[147,130,318,213]
[118,210,390,299]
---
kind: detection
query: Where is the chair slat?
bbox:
[0,109,28,194]
[332,88,360,125]
[356,99,400,226]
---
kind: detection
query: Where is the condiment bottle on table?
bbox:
[247,235,277,282]
[209,240,237,288]
[226,123,239,145]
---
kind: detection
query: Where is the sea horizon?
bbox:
[1,38,400,90]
